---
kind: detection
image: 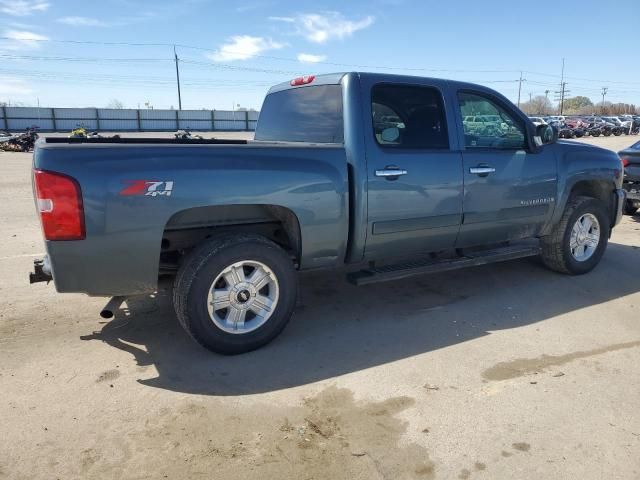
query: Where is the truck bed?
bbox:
[34,140,350,295]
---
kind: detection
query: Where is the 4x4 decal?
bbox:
[120,180,174,197]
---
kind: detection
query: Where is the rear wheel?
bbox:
[173,234,298,354]
[541,196,609,275]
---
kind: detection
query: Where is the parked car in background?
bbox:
[586,117,616,136]
[619,140,640,215]
[546,115,566,124]
[546,120,576,139]
[565,118,588,129]
[603,116,631,131]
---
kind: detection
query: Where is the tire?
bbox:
[173,234,298,354]
[541,196,609,275]
[604,130,612,137]
[624,201,638,216]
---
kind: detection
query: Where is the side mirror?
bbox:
[534,124,557,146]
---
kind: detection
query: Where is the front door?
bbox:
[454,90,558,247]
[363,81,464,259]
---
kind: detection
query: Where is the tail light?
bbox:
[33,169,85,240]
[621,157,630,168]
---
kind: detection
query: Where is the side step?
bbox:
[347,244,541,286]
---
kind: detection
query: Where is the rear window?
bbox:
[254,85,344,143]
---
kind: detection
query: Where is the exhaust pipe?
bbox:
[100,296,126,319]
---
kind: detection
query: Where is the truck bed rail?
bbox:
[45,137,248,145]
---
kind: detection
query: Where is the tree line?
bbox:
[519,95,637,116]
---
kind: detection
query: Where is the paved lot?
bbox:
[1,135,639,479]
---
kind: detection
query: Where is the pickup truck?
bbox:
[30,72,626,354]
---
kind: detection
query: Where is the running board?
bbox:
[347,245,541,286]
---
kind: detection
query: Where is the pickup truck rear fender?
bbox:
[162,204,302,264]
[37,144,349,296]
[541,142,622,235]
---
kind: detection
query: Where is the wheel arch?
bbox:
[161,204,302,271]
[543,178,618,236]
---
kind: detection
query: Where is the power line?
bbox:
[4,35,640,88]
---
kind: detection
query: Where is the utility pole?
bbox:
[529,92,532,103]
[601,87,608,114]
[554,83,569,115]
[517,71,526,108]
[174,45,182,110]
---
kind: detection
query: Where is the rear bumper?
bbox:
[613,188,626,226]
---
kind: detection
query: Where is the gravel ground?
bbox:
[1,134,639,480]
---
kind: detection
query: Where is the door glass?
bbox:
[371,84,449,149]
[458,92,526,149]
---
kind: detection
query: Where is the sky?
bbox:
[1,0,639,110]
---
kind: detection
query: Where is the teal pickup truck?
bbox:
[31,72,625,354]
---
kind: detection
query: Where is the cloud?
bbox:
[56,16,111,27]
[2,29,48,49]
[0,76,33,95]
[297,53,327,64]
[0,0,49,16]
[207,35,286,62]
[271,12,374,44]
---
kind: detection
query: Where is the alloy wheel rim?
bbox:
[570,213,600,262]
[206,260,279,334]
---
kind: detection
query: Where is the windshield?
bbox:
[254,85,344,143]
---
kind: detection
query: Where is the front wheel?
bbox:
[173,234,298,354]
[541,196,609,275]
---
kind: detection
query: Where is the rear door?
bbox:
[454,90,558,247]
[361,78,464,259]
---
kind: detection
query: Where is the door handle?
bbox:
[469,166,496,175]
[375,168,408,178]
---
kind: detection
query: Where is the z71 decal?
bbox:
[120,180,174,197]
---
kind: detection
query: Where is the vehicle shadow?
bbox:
[80,242,640,396]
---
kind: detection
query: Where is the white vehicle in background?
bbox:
[528,116,547,126]
[547,115,565,123]
[603,116,632,130]
[616,117,632,128]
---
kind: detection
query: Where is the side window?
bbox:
[371,84,449,149]
[458,92,526,149]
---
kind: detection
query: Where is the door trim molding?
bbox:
[372,214,461,235]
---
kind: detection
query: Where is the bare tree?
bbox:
[106,99,125,109]
[520,95,553,115]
